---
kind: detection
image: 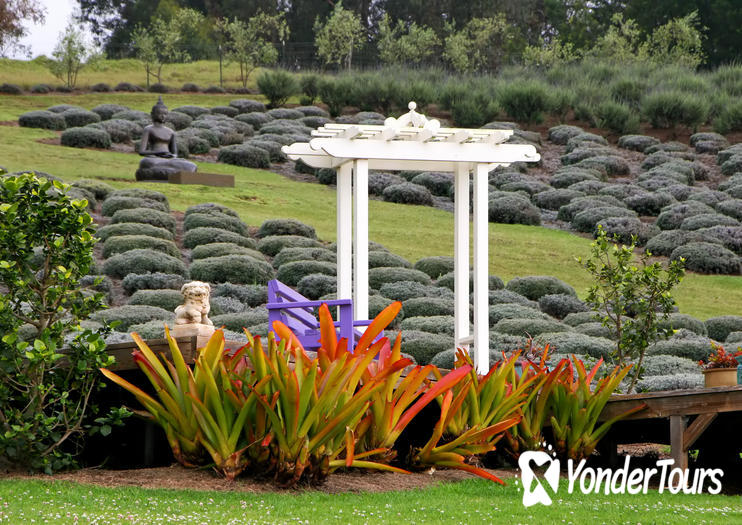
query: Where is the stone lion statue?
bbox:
[174,281,213,326]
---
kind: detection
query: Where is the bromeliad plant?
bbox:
[549,355,645,461]
[700,342,742,369]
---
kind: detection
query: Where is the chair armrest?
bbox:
[266,299,353,310]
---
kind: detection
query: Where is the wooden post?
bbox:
[353,159,369,321]
[670,415,688,471]
[473,163,489,374]
[454,163,470,353]
[336,162,353,301]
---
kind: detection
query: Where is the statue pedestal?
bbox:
[172,323,215,348]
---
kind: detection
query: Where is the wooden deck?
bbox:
[600,386,742,469]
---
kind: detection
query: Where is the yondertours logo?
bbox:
[517,446,724,507]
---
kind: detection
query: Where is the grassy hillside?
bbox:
[1,93,741,319]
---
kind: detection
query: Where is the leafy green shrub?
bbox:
[368,267,432,289]
[488,289,538,309]
[574,156,630,177]
[532,189,583,210]
[533,332,614,360]
[191,243,263,261]
[505,275,576,301]
[596,216,658,245]
[217,144,270,168]
[410,172,454,197]
[498,80,550,125]
[489,303,547,325]
[574,322,613,338]
[656,201,715,230]
[489,194,541,225]
[721,154,742,177]
[382,182,434,206]
[566,132,608,151]
[266,108,304,120]
[257,70,298,107]
[210,309,269,332]
[657,313,707,336]
[593,101,639,134]
[183,212,248,236]
[726,332,742,343]
[257,235,324,257]
[96,223,173,243]
[644,230,703,257]
[128,320,171,339]
[113,82,144,92]
[494,318,571,337]
[91,304,172,330]
[561,146,616,165]
[121,273,185,294]
[172,105,209,118]
[400,315,455,336]
[129,289,183,312]
[550,170,600,189]
[500,180,551,196]
[61,109,100,128]
[646,336,714,362]
[557,195,622,222]
[562,311,598,327]
[378,281,452,302]
[316,168,337,185]
[402,297,454,318]
[61,127,111,149]
[625,192,675,216]
[257,218,316,239]
[110,208,176,234]
[437,271,504,293]
[413,256,454,279]
[30,84,52,94]
[96,118,143,142]
[400,332,455,365]
[276,260,336,287]
[149,83,170,93]
[538,294,588,320]
[212,283,267,307]
[246,139,287,162]
[210,106,239,118]
[363,251,407,270]
[229,99,267,114]
[567,180,610,195]
[71,179,115,200]
[636,374,703,392]
[184,227,255,250]
[235,112,272,130]
[610,78,646,108]
[642,91,709,130]
[617,134,660,152]
[164,111,192,130]
[103,249,187,279]
[572,206,636,233]
[705,316,742,342]
[18,110,66,130]
[548,125,584,145]
[190,255,274,285]
[101,196,167,217]
[102,235,180,259]
[670,242,740,274]
[272,247,334,269]
[689,189,732,207]
[297,273,336,300]
[680,213,739,231]
[713,100,742,134]
[185,202,239,218]
[209,296,246,316]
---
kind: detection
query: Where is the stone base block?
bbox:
[168,171,235,187]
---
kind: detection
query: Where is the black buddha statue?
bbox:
[135,97,197,181]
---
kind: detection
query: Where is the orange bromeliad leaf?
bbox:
[355,301,401,353]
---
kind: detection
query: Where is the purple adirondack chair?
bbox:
[266,279,374,351]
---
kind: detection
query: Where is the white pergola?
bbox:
[283,103,540,373]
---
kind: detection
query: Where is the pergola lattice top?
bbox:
[281,102,541,373]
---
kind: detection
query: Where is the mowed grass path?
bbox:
[1,94,741,319]
[1,477,741,524]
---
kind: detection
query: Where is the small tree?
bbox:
[220,12,288,88]
[646,11,706,69]
[313,2,365,71]
[0,174,116,471]
[577,227,685,393]
[523,37,581,70]
[442,16,516,74]
[47,23,96,88]
[587,14,646,64]
[377,14,439,66]
[0,0,45,57]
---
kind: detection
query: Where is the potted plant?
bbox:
[700,342,742,387]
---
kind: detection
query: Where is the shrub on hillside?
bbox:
[557,195,624,222]
[489,194,541,225]
[400,316,456,336]
[548,125,584,145]
[272,247,335,268]
[110,208,176,234]
[574,156,630,177]
[413,256,454,279]
[211,309,269,332]
[699,225,742,255]
[625,192,675,216]
[617,135,660,152]
[538,294,588,319]
[257,70,298,107]
[129,289,183,312]
[402,297,455,318]
[656,201,715,230]
[489,303,547,325]
[705,316,742,342]
[571,206,636,233]
[646,336,714,362]
[596,216,658,245]
[498,81,550,125]
[101,196,168,217]
[367,172,405,195]
[122,273,185,294]
[183,212,248,236]
[229,99,267,114]
[644,230,705,257]
[128,320,171,339]
[368,267,431,289]
[295,273,336,300]
[550,170,600,189]
[17,110,65,130]
[257,218,316,239]
[97,119,143,142]
[400,332,455,365]
[505,275,576,301]
[103,249,187,279]
[636,374,703,392]
[235,113,272,130]
[102,235,180,259]
[365,251,409,269]
[410,172,454,197]
[488,289,538,309]
[62,109,101,128]
[190,243,262,262]
[378,281,452,302]
[680,213,739,231]
[61,127,111,149]
[642,91,709,130]
[533,332,614,360]
[532,189,583,210]
[96,223,173,242]
[30,84,51,94]
[217,144,270,168]
[71,179,115,200]
[276,260,336,287]
[657,313,707,336]
[189,255,274,285]
[494,318,571,337]
[185,202,239,218]
[114,82,144,92]
[670,242,741,274]
[436,272,504,293]
[91,304,172,331]
[257,235,323,257]
[382,182,434,206]
[183,227,255,250]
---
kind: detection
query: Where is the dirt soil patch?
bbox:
[6,464,515,494]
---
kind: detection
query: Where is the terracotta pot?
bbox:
[702,368,738,388]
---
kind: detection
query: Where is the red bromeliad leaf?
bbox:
[272,320,306,354]
[355,301,401,353]
[318,303,339,362]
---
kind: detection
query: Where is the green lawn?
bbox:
[1,93,741,319]
[1,477,740,524]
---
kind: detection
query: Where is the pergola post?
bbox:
[473,163,490,373]
[353,159,369,321]
[336,162,353,300]
[454,163,470,353]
